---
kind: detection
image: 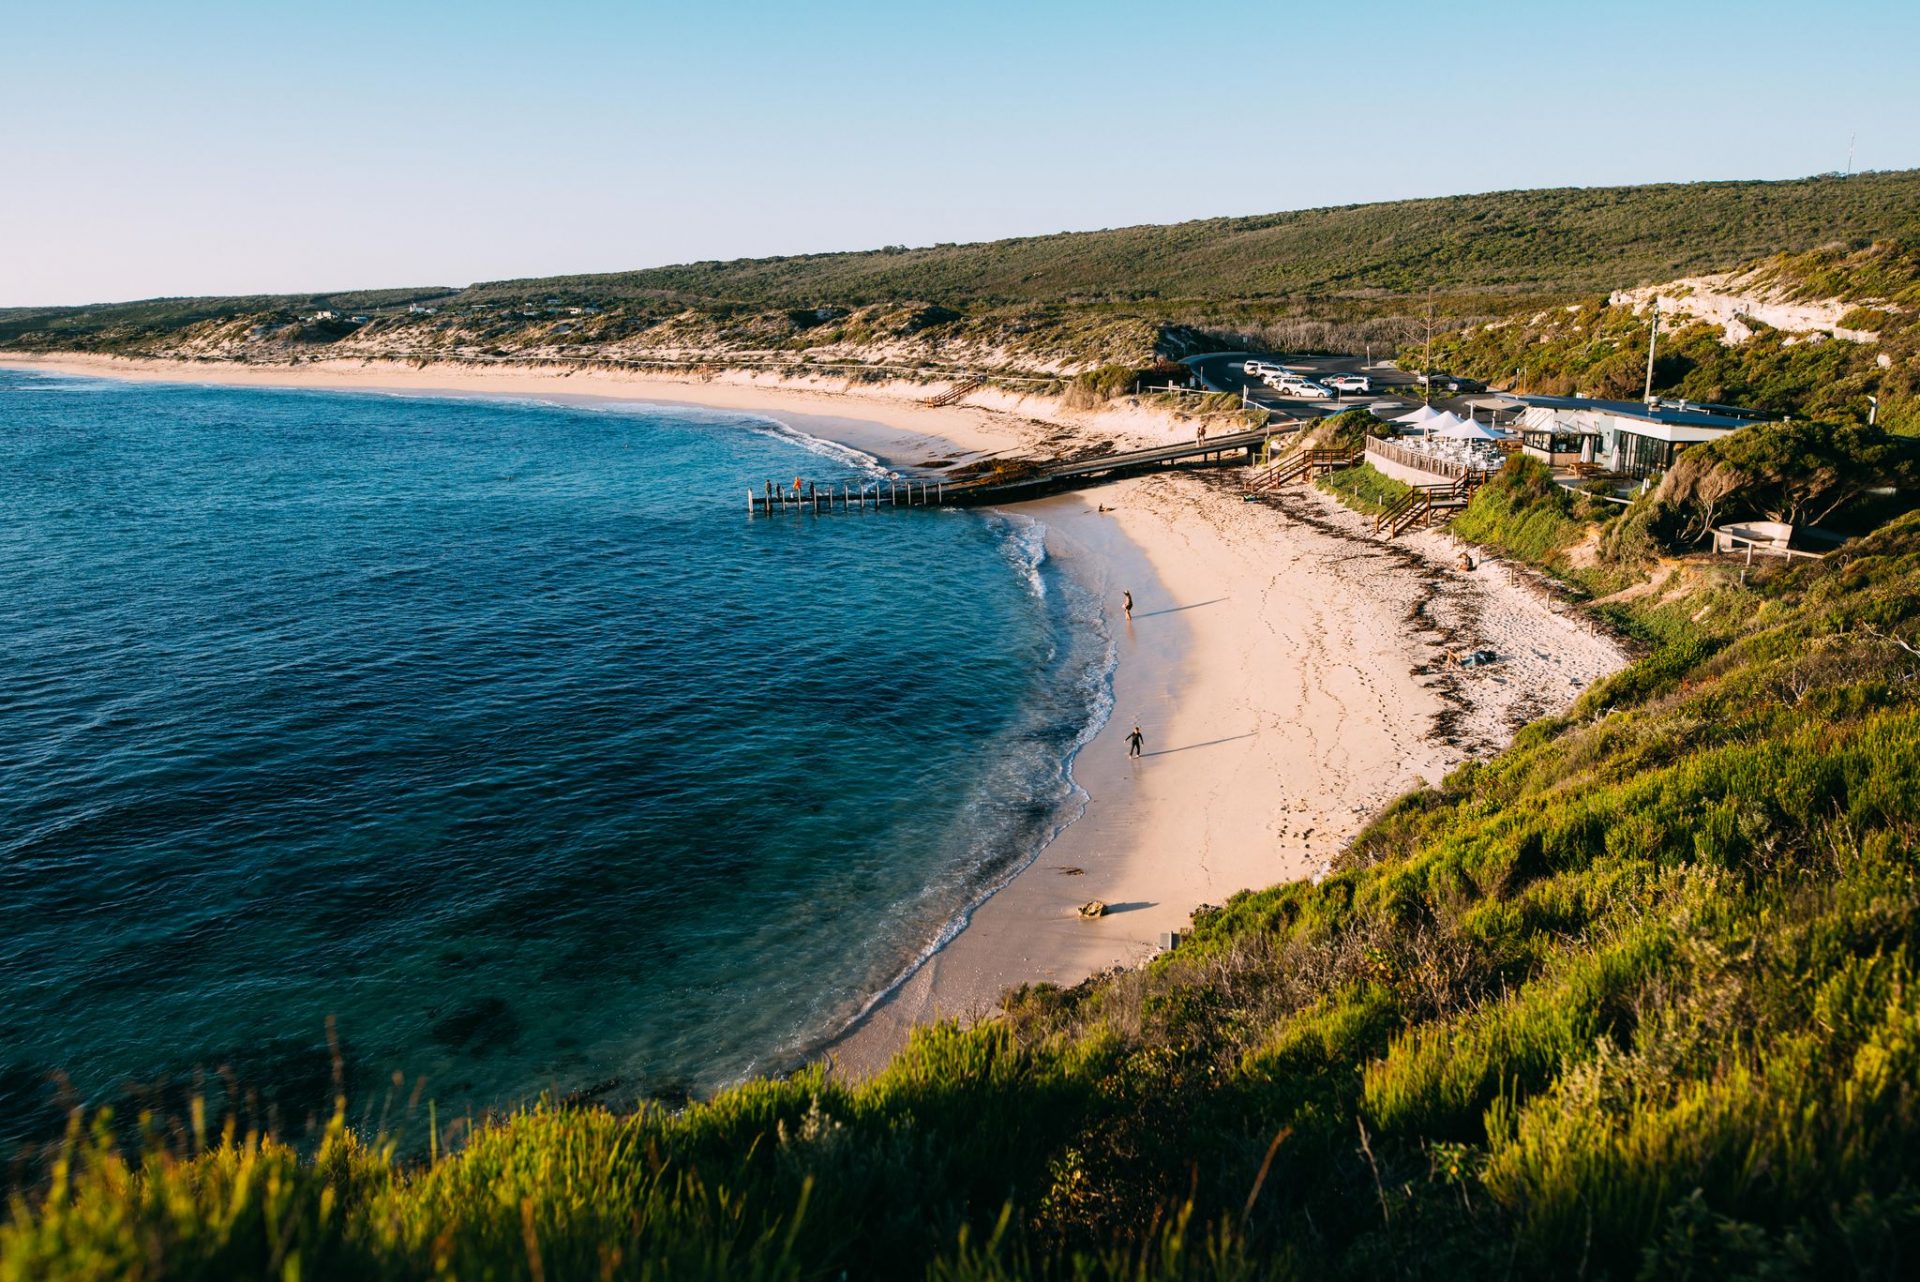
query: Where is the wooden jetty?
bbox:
[747,422,1298,515]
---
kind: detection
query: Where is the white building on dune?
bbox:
[1514,396,1774,478]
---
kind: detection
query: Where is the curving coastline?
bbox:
[1,352,1629,1078]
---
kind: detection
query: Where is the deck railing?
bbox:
[1365,435,1500,482]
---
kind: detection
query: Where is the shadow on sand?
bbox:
[1132,597,1226,619]
[1141,733,1254,757]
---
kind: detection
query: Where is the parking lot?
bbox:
[1185,351,1476,419]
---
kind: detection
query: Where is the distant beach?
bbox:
[3,353,1627,1077]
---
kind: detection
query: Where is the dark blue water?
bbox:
[0,370,1109,1139]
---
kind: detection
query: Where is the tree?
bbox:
[1652,420,1917,540]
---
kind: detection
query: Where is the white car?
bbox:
[1324,374,1371,393]
[1242,359,1267,375]
[1262,372,1300,390]
[1289,380,1337,399]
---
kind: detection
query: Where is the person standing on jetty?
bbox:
[1127,725,1144,758]
[1123,590,1133,619]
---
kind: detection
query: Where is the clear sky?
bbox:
[4,0,1916,306]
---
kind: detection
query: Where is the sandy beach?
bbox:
[3,353,1627,1076]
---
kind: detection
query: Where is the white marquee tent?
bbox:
[1433,415,1510,441]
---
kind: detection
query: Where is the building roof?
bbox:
[1617,420,1745,444]
[1515,394,1768,431]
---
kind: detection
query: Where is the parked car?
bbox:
[1263,372,1301,390]
[1243,359,1269,375]
[1291,380,1337,399]
[1414,372,1487,394]
[1324,374,1371,393]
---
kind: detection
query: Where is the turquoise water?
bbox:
[0,369,1110,1142]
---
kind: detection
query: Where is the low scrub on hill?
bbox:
[13,457,1920,1278]
[1627,419,1920,546]
[1449,456,1627,586]
[1296,408,1378,453]
[1416,237,1920,434]
[1451,425,1920,596]
[10,173,1920,372]
[1064,363,1148,408]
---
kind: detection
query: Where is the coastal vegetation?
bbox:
[12,418,1920,1278]
[424,171,1920,323]
[1315,463,1413,517]
[7,172,1919,381]
[1417,237,1920,433]
[1448,457,1610,582]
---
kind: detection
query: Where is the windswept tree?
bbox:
[1651,419,1917,541]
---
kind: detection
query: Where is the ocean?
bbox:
[0,368,1112,1142]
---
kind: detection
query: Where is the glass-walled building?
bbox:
[1515,397,1768,478]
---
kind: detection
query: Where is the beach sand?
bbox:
[3,353,1627,1077]
[0,353,1137,463]
[825,471,1624,1073]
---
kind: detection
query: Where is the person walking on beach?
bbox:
[1127,724,1144,758]
[1123,590,1133,619]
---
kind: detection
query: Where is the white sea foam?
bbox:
[828,513,1120,1040]
[740,416,889,477]
[988,512,1050,599]
[5,373,117,393]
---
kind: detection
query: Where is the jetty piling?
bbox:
[744,421,1296,516]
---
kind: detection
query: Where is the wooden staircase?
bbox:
[921,376,987,408]
[1375,472,1488,538]
[1244,446,1359,496]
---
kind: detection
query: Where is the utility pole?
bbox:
[1642,297,1661,404]
[1423,287,1434,405]
[1847,132,1856,177]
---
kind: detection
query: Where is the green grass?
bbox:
[1449,455,1598,573]
[1315,463,1413,517]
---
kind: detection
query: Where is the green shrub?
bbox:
[1065,364,1144,407]
[1316,463,1414,516]
[1451,455,1592,568]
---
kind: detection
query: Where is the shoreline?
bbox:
[0,352,1186,464]
[2,353,1630,1082]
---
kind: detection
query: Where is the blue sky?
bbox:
[3,0,1916,305]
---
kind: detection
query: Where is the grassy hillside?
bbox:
[10,438,1920,1279]
[5,171,1919,367]
[454,172,1920,316]
[1419,236,1920,432]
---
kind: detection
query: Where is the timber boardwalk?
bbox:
[748,422,1296,515]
